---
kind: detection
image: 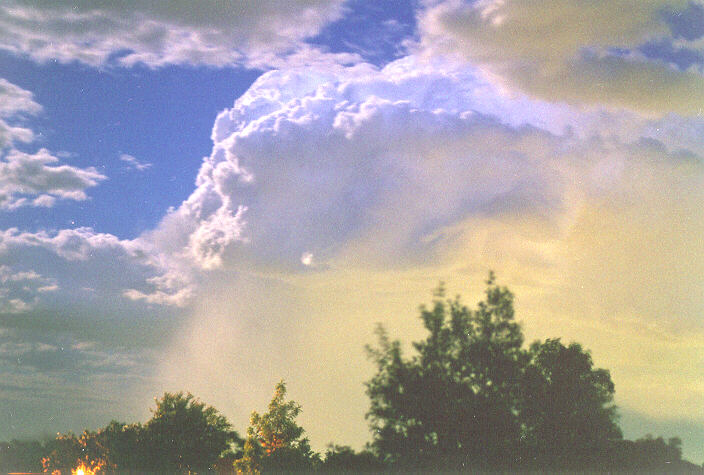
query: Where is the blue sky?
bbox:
[0,51,260,237]
[0,0,703,464]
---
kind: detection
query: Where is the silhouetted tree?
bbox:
[320,444,386,473]
[235,380,318,473]
[41,429,108,473]
[608,434,702,471]
[0,439,44,473]
[519,338,622,469]
[96,420,145,472]
[142,392,237,473]
[365,273,526,470]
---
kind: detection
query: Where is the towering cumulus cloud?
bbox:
[155,55,704,450]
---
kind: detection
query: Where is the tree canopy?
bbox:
[142,391,236,472]
[365,273,626,471]
[520,338,622,468]
[39,392,238,474]
[235,380,317,473]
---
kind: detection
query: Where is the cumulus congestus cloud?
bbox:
[149,56,703,450]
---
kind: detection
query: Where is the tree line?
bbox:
[1,273,701,473]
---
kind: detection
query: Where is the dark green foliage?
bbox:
[38,393,238,473]
[96,420,146,471]
[365,273,526,470]
[608,435,701,471]
[364,272,667,471]
[0,439,44,473]
[141,391,237,473]
[258,445,318,472]
[41,430,101,473]
[320,444,386,473]
[520,338,622,469]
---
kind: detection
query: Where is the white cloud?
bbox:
[0,148,106,209]
[119,153,152,172]
[160,57,675,273]
[0,78,41,118]
[185,204,248,270]
[0,1,347,68]
[416,0,704,115]
[0,78,41,149]
[0,226,137,261]
[122,271,194,307]
[0,226,191,313]
[0,79,107,209]
[0,265,56,313]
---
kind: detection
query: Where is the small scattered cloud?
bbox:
[0,148,107,209]
[0,265,57,313]
[0,79,106,209]
[120,153,152,172]
[0,78,42,118]
[0,78,42,149]
[123,271,194,307]
[0,226,192,322]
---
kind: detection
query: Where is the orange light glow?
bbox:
[72,462,97,475]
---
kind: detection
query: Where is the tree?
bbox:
[365,273,526,469]
[609,434,701,471]
[320,444,386,472]
[142,392,237,473]
[95,421,145,472]
[41,430,108,474]
[0,439,44,474]
[235,380,317,473]
[519,338,622,469]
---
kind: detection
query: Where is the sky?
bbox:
[0,0,703,464]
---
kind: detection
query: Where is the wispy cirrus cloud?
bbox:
[119,153,152,172]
